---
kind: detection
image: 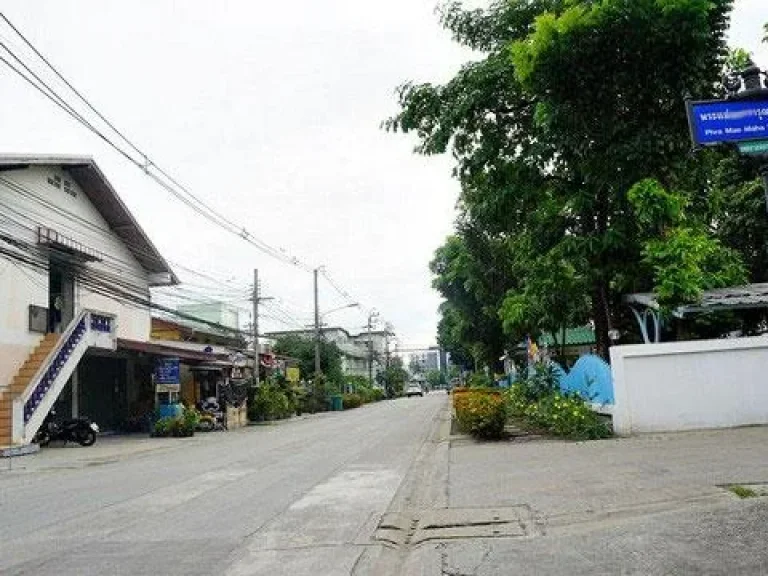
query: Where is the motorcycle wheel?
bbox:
[35,431,51,447]
[77,429,96,447]
[197,419,215,432]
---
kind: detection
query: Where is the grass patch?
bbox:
[727,484,759,499]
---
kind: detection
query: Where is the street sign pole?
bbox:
[761,165,768,209]
[686,59,768,212]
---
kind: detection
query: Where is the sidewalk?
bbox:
[406,426,768,575]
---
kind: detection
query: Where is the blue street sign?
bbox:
[154,357,180,385]
[687,98,768,147]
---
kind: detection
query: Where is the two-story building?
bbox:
[0,154,179,450]
[264,326,393,381]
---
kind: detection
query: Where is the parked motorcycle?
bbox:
[196,397,227,432]
[33,409,99,447]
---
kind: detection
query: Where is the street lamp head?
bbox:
[321,302,360,318]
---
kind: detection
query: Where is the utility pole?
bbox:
[253,268,260,387]
[314,268,321,375]
[367,314,373,385]
[366,309,379,385]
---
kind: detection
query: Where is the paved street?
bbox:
[5,395,768,575]
[0,395,447,576]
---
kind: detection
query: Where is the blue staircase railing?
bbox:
[21,311,115,425]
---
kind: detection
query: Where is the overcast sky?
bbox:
[0,1,765,349]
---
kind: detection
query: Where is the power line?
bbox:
[0,13,379,329]
[0,15,312,271]
[0,176,254,297]
[0,235,255,337]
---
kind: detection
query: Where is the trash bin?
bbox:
[329,395,344,411]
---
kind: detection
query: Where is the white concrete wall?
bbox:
[611,337,768,435]
[0,262,48,396]
[0,165,152,388]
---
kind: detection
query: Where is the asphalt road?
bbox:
[0,394,447,576]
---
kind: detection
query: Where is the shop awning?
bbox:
[117,338,230,362]
[189,363,229,371]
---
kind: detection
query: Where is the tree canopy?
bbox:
[272,335,344,388]
[388,0,766,363]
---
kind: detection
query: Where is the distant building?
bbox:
[423,348,440,372]
[410,347,442,374]
[264,327,394,380]
[177,301,240,331]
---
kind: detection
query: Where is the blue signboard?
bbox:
[687,99,768,147]
[154,357,180,385]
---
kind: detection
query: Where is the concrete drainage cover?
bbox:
[375,506,535,547]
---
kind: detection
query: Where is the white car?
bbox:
[405,384,424,397]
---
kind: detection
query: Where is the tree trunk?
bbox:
[592,279,612,362]
[560,324,566,363]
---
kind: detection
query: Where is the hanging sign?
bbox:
[286,367,300,383]
[154,357,180,385]
[687,98,768,147]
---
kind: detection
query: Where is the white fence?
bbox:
[610,336,768,435]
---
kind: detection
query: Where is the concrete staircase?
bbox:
[1,310,116,453]
[0,333,60,449]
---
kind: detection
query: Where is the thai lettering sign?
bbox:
[154,357,180,385]
[738,140,768,156]
[687,98,768,147]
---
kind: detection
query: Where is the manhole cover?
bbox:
[374,506,536,547]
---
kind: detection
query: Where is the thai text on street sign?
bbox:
[687,98,768,147]
[738,140,768,156]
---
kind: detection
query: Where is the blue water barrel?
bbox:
[158,403,183,419]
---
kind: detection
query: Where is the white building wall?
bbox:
[610,337,768,435]
[0,263,49,397]
[0,165,152,388]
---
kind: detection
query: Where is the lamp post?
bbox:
[722,59,768,209]
[312,302,360,376]
[366,309,380,385]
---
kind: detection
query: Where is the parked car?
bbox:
[405,383,424,397]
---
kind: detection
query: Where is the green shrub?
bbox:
[506,384,611,440]
[368,388,385,402]
[248,382,295,421]
[342,393,363,409]
[345,375,371,392]
[151,416,174,437]
[453,389,507,440]
[467,372,494,389]
[516,362,560,402]
[356,386,385,404]
[179,407,200,436]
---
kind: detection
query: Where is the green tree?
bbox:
[408,355,423,375]
[628,179,747,311]
[430,228,516,368]
[272,335,344,390]
[426,369,446,389]
[390,0,735,358]
[499,239,590,357]
[379,356,408,398]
